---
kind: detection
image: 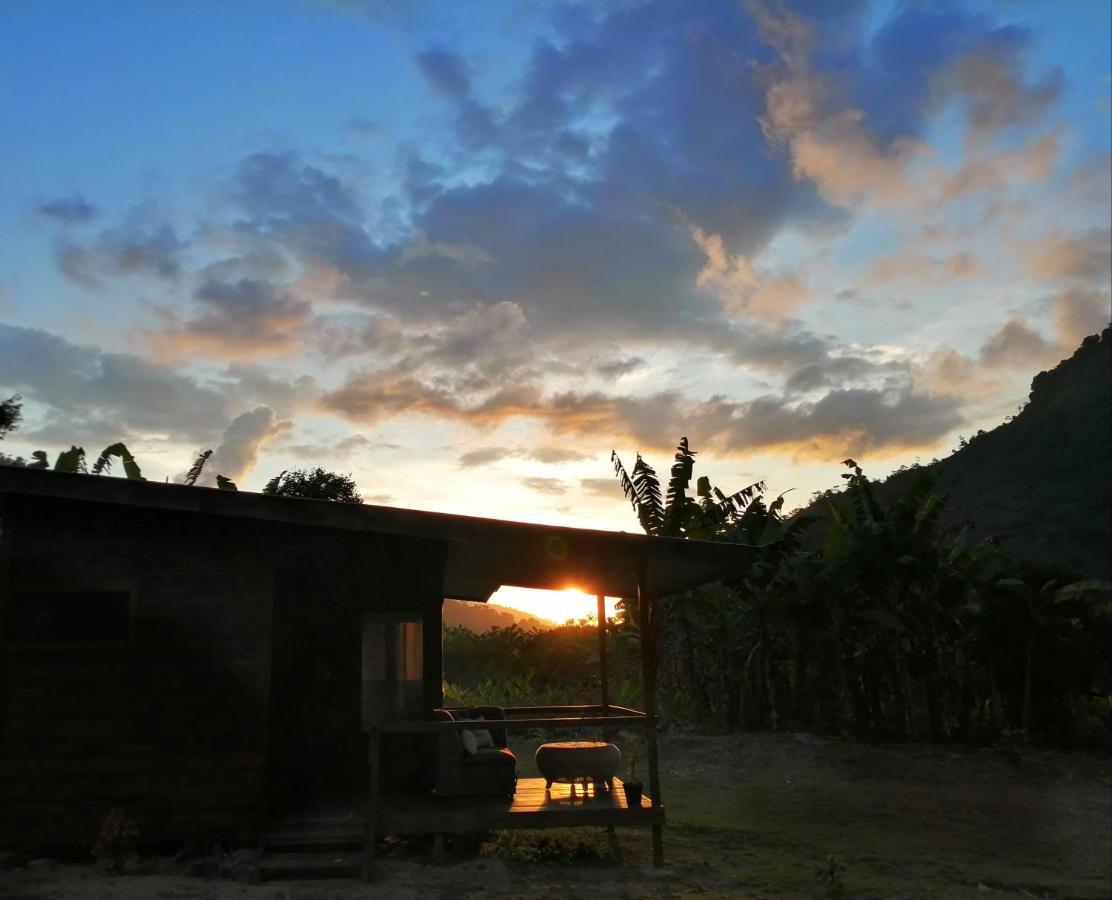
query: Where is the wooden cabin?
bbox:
[0,466,754,875]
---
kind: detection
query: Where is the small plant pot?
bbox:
[623,782,644,808]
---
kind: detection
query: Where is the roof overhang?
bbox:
[0,467,757,600]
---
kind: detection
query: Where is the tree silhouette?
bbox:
[262,467,363,504]
[0,395,22,440]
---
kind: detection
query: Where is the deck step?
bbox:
[264,825,364,849]
[258,849,362,881]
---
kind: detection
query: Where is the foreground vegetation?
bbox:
[5,732,1108,898]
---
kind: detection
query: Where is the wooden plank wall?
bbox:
[0,496,274,848]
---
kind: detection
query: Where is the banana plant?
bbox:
[90,443,143,480]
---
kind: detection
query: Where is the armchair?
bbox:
[431,706,517,798]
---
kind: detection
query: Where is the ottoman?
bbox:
[535,741,622,792]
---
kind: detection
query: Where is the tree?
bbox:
[0,396,21,440]
[262,467,363,504]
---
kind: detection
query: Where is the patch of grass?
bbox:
[480,828,617,864]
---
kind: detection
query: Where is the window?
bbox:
[5,590,132,647]
[361,613,423,727]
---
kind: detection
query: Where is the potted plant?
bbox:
[622,738,644,808]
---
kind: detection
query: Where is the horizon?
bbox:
[1,1,1110,622]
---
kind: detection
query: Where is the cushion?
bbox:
[473,728,495,749]
[461,729,478,755]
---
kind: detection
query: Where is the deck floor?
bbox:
[378,776,663,835]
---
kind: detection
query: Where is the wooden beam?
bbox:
[637,557,664,867]
[380,714,650,734]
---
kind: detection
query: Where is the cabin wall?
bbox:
[0,496,274,848]
[265,527,445,811]
[0,492,450,848]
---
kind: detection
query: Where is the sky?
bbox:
[1,1,1110,619]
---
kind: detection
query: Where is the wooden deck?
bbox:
[378,777,662,835]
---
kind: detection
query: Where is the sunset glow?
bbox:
[489,587,621,625]
[0,2,1108,533]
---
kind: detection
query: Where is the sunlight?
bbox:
[488,585,620,625]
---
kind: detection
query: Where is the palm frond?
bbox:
[612,451,638,509]
[184,450,213,486]
[631,454,663,535]
[89,443,142,480]
[663,437,696,535]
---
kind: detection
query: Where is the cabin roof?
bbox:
[0,466,756,601]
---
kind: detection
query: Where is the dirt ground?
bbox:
[2,732,1108,899]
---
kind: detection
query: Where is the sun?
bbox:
[488,585,620,625]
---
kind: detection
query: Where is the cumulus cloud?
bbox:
[202,406,292,485]
[688,220,811,321]
[979,318,1055,369]
[749,0,924,210]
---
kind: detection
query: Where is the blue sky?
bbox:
[1,0,1109,537]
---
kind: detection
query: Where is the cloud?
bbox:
[458,446,514,468]
[863,250,982,286]
[749,0,925,210]
[57,222,185,288]
[1023,229,1112,283]
[521,476,567,495]
[0,323,228,445]
[37,194,98,225]
[416,47,472,99]
[979,318,1054,369]
[457,445,590,468]
[580,477,622,499]
[688,220,811,321]
[202,407,292,485]
[346,117,382,138]
[1052,287,1112,347]
[149,275,312,359]
[932,39,1063,149]
[284,433,380,460]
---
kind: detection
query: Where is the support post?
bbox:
[637,558,664,867]
[362,727,381,881]
[597,592,609,713]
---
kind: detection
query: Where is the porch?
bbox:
[364,694,664,878]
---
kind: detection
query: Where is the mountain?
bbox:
[443,599,555,632]
[870,327,1111,578]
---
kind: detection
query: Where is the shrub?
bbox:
[480,828,616,864]
[93,808,139,872]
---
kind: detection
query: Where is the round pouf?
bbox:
[535,740,622,792]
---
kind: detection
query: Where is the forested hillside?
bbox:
[443,599,554,632]
[879,327,1111,578]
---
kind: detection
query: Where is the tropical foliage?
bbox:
[262,467,363,503]
[611,441,1111,748]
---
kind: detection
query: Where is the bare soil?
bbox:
[2,732,1108,899]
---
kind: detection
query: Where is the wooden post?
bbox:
[637,558,664,867]
[597,592,609,711]
[362,727,381,881]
